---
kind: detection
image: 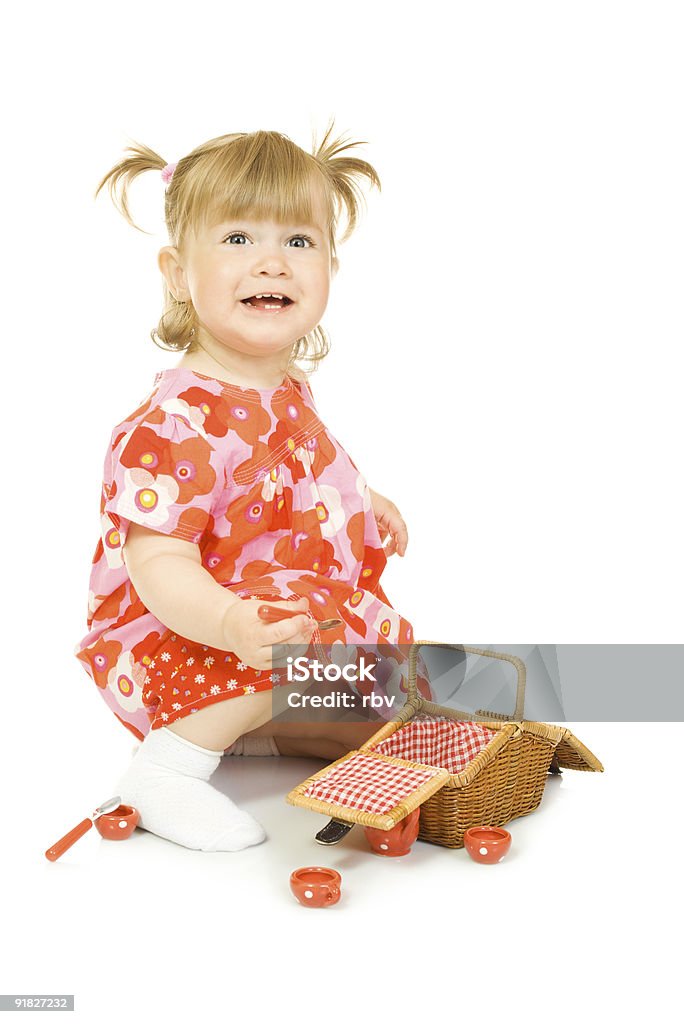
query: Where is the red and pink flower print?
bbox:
[74,367,422,738]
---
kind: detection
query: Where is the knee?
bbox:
[324,720,380,749]
[167,689,273,749]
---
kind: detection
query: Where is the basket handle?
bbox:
[407,642,526,721]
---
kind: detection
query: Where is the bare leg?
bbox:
[165,689,273,751]
[166,689,382,761]
[244,718,383,760]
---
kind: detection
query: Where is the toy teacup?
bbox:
[364,808,421,857]
[464,826,511,864]
[94,804,140,841]
[290,867,342,908]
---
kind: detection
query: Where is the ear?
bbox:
[331,255,339,277]
[158,246,189,301]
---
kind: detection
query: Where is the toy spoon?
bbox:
[45,796,122,862]
[258,605,342,631]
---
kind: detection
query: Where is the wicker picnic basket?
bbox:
[286,641,604,849]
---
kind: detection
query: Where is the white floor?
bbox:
[5,723,681,1022]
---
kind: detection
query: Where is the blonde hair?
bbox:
[94,119,381,380]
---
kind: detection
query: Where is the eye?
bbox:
[224,232,249,245]
[287,235,316,248]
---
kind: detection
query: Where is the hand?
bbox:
[368,488,408,557]
[221,597,315,672]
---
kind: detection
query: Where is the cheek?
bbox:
[309,270,331,311]
[189,260,237,308]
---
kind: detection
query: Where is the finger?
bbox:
[262,614,315,645]
[263,627,315,674]
[272,639,312,667]
[395,519,408,556]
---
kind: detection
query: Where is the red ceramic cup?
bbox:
[290,867,342,908]
[463,826,511,864]
[364,808,421,857]
[94,804,140,841]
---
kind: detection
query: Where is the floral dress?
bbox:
[74,367,428,740]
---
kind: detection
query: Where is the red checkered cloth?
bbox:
[371,716,496,774]
[303,753,445,816]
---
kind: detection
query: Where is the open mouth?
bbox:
[241,292,294,311]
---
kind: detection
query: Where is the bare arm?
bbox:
[122,522,313,669]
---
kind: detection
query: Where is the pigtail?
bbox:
[312,117,382,245]
[94,139,167,234]
[95,139,195,351]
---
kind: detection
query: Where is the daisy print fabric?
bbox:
[74,367,427,740]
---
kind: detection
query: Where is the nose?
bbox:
[252,244,291,278]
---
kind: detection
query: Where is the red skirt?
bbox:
[139,630,276,731]
[137,629,433,734]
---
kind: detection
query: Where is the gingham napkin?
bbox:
[372,717,496,774]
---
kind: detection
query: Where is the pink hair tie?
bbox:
[161,161,177,185]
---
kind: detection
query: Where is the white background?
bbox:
[2,1,682,1020]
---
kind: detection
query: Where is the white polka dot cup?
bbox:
[94,804,140,841]
[290,867,342,908]
[364,808,421,857]
[463,826,512,864]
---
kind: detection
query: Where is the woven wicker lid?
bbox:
[286,749,451,831]
[554,728,604,771]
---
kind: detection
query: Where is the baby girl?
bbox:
[75,121,428,852]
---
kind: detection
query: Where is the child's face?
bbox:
[159,182,336,362]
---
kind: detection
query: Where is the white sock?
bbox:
[114,727,266,852]
[224,735,281,756]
